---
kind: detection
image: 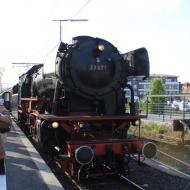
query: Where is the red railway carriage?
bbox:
[14,36,156,180]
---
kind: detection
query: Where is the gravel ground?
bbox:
[128,159,190,190]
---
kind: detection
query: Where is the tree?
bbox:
[149,78,166,113]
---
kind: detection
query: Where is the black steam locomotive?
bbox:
[13,36,155,180]
[19,36,149,116]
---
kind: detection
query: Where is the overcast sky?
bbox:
[0,0,190,87]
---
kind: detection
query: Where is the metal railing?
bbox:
[140,94,190,121]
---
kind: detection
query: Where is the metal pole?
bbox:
[170,96,172,118]
[138,119,141,138]
[125,84,135,115]
[158,96,160,117]
[146,95,149,117]
[183,96,185,120]
[60,21,62,42]
[12,63,43,65]
[52,19,88,42]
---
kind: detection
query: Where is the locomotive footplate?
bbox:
[39,114,147,122]
[67,138,144,156]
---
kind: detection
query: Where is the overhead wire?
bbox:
[10,0,93,76]
[44,0,92,61]
[72,0,92,18]
[44,42,60,64]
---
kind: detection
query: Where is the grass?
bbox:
[128,121,190,142]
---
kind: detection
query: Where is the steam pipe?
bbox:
[125,84,135,115]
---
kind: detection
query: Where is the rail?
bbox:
[152,159,190,179]
[157,150,190,168]
[103,164,145,190]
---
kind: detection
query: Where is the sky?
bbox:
[0,0,190,87]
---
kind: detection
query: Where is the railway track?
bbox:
[56,142,190,189]
[154,149,190,179]
[137,132,190,178]
[157,149,190,168]
[103,164,145,190]
[64,164,145,190]
[55,159,145,190]
[151,158,190,179]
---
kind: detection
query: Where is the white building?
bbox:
[125,74,180,98]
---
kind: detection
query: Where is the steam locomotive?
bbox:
[11,36,156,180]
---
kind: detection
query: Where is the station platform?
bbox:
[1,122,64,190]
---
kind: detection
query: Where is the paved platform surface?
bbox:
[0,174,6,190]
[3,122,63,190]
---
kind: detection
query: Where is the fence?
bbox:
[141,94,190,121]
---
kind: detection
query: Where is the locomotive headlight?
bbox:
[97,44,104,52]
[52,122,59,129]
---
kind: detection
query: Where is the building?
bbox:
[125,74,180,98]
